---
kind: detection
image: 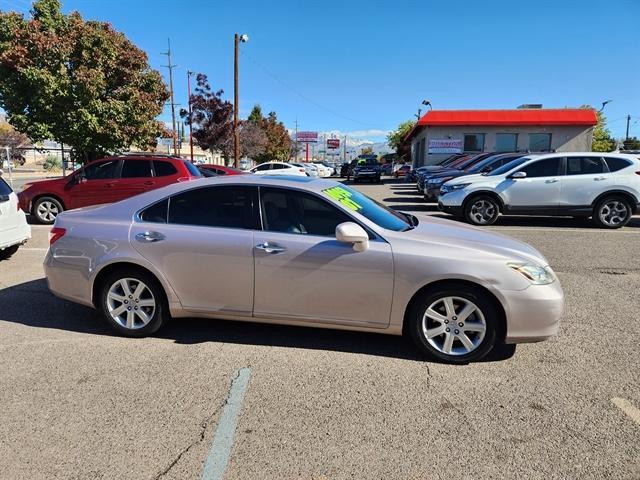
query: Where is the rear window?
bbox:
[0,177,12,195]
[154,160,178,177]
[183,161,202,177]
[604,157,632,172]
[122,160,153,178]
[140,199,168,223]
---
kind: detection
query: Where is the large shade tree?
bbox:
[0,0,169,162]
[247,105,291,163]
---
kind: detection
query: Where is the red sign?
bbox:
[327,138,340,149]
[296,131,318,143]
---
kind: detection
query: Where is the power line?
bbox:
[240,50,376,128]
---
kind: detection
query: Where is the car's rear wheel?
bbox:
[408,286,498,364]
[97,268,167,337]
[592,196,632,229]
[464,195,500,226]
[0,244,20,260]
[33,196,63,224]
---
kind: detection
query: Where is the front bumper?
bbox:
[438,201,463,216]
[17,192,31,213]
[425,186,441,199]
[502,280,564,343]
[354,171,380,178]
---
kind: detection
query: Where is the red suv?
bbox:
[19,155,201,224]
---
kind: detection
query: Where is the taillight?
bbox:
[176,177,191,182]
[49,227,66,245]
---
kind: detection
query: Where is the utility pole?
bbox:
[187,70,194,162]
[626,114,631,140]
[343,135,347,162]
[4,146,13,188]
[162,39,178,156]
[294,118,298,161]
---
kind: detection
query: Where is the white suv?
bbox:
[0,174,31,259]
[250,162,307,176]
[438,152,640,228]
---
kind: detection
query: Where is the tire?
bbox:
[0,244,19,260]
[592,196,633,229]
[407,286,499,364]
[464,195,500,226]
[97,268,168,337]
[33,196,64,224]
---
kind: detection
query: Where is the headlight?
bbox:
[508,263,555,285]
[440,183,470,194]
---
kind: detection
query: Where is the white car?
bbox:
[314,163,334,177]
[438,152,640,228]
[0,174,31,259]
[250,162,307,176]
[291,162,318,177]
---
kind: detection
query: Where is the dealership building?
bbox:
[403,107,598,166]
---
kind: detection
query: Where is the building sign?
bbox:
[428,138,462,154]
[296,131,318,143]
[327,138,340,149]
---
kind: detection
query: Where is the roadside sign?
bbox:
[428,139,462,154]
[327,138,340,149]
[158,138,173,146]
[296,131,318,143]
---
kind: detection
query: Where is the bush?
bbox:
[43,155,62,171]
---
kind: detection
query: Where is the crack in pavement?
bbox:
[152,367,249,480]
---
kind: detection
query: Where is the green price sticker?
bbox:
[323,186,363,212]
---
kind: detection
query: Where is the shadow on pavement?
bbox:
[0,278,516,363]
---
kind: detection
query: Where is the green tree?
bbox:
[247,106,290,163]
[586,108,616,152]
[0,0,169,162]
[622,137,640,150]
[386,120,415,153]
[360,146,374,155]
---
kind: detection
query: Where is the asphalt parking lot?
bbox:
[1,178,638,480]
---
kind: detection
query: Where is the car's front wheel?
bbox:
[33,196,63,224]
[592,196,632,229]
[97,268,168,337]
[408,286,499,364]
[464,195,500,226]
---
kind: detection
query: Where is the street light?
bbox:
[187,70,194,163]
[422,99,432,110]
[598,99,612,112]
[234,33,249,168]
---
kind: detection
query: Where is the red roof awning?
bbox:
[418,109,598,127]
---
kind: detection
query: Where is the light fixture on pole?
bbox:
[422,99,432,110]
[234,33,249,168]
[598,99,612,112]
[187,70,194,163]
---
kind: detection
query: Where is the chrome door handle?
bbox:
[255,242,286,254]
[135,231,165,243]
[545,178,559,183]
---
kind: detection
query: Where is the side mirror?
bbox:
[510,171,527,179]
[335,222,369,252]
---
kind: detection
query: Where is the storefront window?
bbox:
[463,134,485,152]
[529,133,552,152]
[495,133,518,152]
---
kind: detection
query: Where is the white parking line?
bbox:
[20,248,48,252]
[201,367,251,480]
[490,227,638,234]
[611,397,640,425]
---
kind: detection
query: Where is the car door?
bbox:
[253,186,394,327]
[64,159,122,209]
[559,156,610,209]
[252,163,272,175]
[117,159,155,200]
[131,185,258,315]
[502,157,563,211]
[152,159,180,187]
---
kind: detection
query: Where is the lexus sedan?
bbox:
[44,176,564,363]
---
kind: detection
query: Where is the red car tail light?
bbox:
[49,227,66,245]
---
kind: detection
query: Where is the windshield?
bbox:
[488,157,530,176]
[322,184,412,231]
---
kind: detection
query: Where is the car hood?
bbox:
[444,173,490,185]
[392,214,549,266]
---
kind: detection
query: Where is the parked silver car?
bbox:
[44,176,564,363]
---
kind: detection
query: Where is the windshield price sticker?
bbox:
[323,186,363,212]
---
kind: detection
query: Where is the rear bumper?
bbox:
[0,211,31,250]
[353,171,380,178]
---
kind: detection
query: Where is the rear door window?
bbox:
[168,186,257,229]
[566,157,606,175]
[121,160,153,178]
[140,199,168,223]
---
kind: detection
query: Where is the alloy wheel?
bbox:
[106,278,156,330]
[469,199,496,225]
[599,200,628,227]
[422,296,486,356]
[37,201,59,223]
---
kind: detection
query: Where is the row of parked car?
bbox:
[410,151,640,228]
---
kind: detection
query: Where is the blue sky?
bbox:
[4,0,640,143]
